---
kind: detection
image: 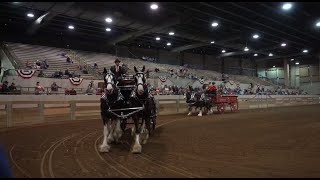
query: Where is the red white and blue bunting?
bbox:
[69,77,83,86]
[199,78,205,84]
[159,76,167,82]
[16,69,36,79]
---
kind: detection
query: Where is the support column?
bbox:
[221,58,224,73]
[202,53,205,69]
[239,58,243,75]
[283,58,290,88]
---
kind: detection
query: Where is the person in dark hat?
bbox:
[110,58,125,81]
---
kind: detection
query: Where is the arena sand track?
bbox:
[1,105,320,178]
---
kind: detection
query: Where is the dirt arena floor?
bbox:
[1,105,320,178]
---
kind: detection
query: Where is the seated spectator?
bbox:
[69,88,77,95]
[66,56,71,63]
[35,82,45,95]
[43,59,49,69]
[82,66,88,74]
[38,70,45,77]
[1,81,9,94]
[36,60,41,67]
[50,82,60,94]
[65,68,71,77]
[52,70,60,78]
[93,62,98,69]
[58,69,63,78]
[8,83,17,92]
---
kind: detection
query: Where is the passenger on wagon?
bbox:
[206,82,217,95]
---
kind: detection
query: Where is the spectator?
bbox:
[38,70,45,77]
[93,62,98,69]
[65,68,71,77]
[58,69,63,78]
[69,88,77,95]
[66,56,71,63]
[50,82,60,94]
[8,83,17,92]
[1,81,9,94]
[26,60,33,69]
[35,82,45,95]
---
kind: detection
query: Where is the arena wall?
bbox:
[0,95,319,129]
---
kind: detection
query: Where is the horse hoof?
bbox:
[99,145,110,153]
[131,144,142,154]
[187,113,192,116]
[198,114,202,117]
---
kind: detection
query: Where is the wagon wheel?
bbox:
[217,103,225,114]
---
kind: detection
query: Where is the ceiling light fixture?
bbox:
[27,13,34,18]
[252,34,259,39]
[68,25,74,30]
[254,53,258,56]
[295,62,299,65]
[282,3,292,10]
[302,49,308,53]
[105,17,112,23]
[150,3,158,10]
[105,28,111,32]
[222,50,226,53]
[210,41,215,44]
[244,47,249,51]
[167,42,171,46]
[212,22,219,27]
[269,53,273,56]
[156,37,160,40]
[290,58,294,61]
[169,32,174,35]
[316,21,320,27]
[281,43,287,47]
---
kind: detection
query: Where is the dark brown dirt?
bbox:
[1,105,320,178]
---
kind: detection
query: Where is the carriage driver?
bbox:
[110,58,126,81]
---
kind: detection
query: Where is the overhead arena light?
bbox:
[169,32,175,35]
[167,42,171,46]
[27,13,34,18]
[106,28,111,32]
[244,47,249,51]
[150,3,158,10]
[252,34,259,39]
[68,25,74,30]
[254,53,258,56]
[269,53,273,56]
[302,49,308,53]
[316,21,320,27]
[290,58,294,61]
[156,37,160,40]
[281,43,287,47]
[211,22,219,27]
[273,66,276,68]
[282,3,292,10]
[105,17,112,23]
[295,62,299,65]
[222,50,226,53]
[210,41,215,44]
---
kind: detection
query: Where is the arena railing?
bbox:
[0,95,319,128]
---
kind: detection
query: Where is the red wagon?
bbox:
[211,94,239,114]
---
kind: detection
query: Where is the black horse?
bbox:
[129,66,157,153]
[185,87,212,116]
[99,69,125,152]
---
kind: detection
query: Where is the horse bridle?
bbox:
[134,72,146,87]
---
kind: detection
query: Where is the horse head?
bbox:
[104,70,116,95]
[134,66,146,96]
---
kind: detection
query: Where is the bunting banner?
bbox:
[69,77,83,86]
[199,78,205,84]
[16,69,36,79]
[159,76,167,82]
